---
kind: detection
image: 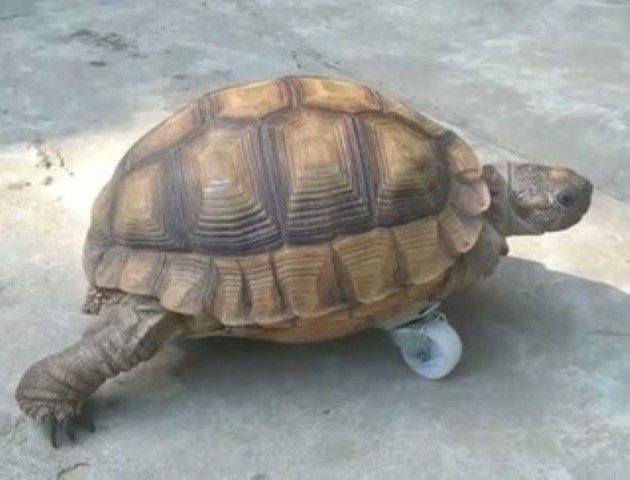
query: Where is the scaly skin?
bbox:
[482,163,593,236]
[15,295,182,447]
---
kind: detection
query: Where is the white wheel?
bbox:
[389,313,462,380]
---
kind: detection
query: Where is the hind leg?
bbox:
[15,295,182,447]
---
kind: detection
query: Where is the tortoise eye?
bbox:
[556,191,575,207]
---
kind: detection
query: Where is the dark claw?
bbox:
[77,409,96,433]
[43,410,95,448]
[82,418,96,433]
[43,417,56,448]
[62,417,76,443]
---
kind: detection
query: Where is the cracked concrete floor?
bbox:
[1,0,629,478]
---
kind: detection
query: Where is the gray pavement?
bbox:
[1,1,629,478]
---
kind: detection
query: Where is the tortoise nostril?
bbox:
[557,191,575,208]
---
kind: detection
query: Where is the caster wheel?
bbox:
[388,310,462,380]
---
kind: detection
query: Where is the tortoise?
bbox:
[15,75,592,446]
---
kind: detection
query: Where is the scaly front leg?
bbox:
[15,295,182,447]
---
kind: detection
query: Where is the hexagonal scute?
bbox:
[94,246,130,288]
[443,133,483,181]
[332,228,401,303]
[206,258,247,326]
[437,205,483,255]
[180,125,282,253]
[122,103,203,169]
[379,95,447,137]
[357,113,450,226]
[118,249,167,297]
[273,244,347,318]
[236,253,292,325]
[84,182,116,281]
[448,177,490,217]
[204,79,291,119]
[264,109,373,244]
[391,217,456,287]
[159,254,212,315]
[112,163,175,247]
[290,76,381,114]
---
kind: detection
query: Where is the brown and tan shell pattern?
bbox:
[84,76,490,341]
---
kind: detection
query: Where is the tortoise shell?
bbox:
[84,76,490,341]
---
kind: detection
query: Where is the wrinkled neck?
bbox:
[485,201,539,236]
[482,163,540,237]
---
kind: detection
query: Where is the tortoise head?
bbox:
[482,162,593,236]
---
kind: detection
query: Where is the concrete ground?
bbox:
[1,0,629,478]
